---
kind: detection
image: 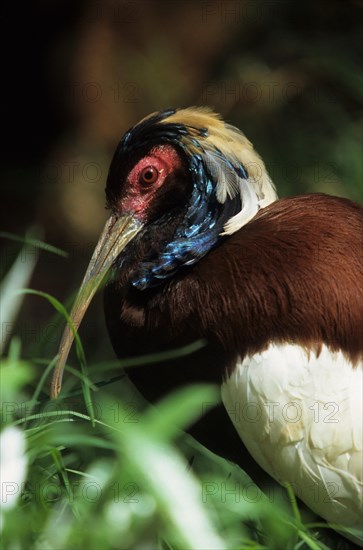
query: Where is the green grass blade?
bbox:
[0,230,67,257]
[15,289,95,424]
[0,249,38,352]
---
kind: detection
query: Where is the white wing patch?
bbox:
[222,343,363,545]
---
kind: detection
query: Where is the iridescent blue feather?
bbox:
[132,152,242,290]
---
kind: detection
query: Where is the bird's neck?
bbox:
[115,193,242,291]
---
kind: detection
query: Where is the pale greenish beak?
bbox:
[50,214,143,399]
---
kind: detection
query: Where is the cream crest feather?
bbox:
[159,107,278,234]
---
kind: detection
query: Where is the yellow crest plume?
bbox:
[160,107,277,234]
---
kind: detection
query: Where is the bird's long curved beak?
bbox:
[50,214,143,399]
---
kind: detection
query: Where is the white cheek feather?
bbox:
[219,172,278,236]
[202,147,277,237]
[203,150,240,203]
[221,343,363,546]
[221,178,260,236]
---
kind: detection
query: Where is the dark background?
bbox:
[1,0,362,363]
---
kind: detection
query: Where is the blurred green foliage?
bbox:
[0,322,333,550]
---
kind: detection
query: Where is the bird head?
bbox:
[51,107,277,397]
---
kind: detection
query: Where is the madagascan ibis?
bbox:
[51,107,363,545]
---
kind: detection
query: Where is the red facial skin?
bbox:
[119,144,183,221]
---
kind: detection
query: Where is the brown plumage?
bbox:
[102,193,363,481]
[105,193,363,372]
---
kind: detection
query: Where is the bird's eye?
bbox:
[140,166,159,185]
